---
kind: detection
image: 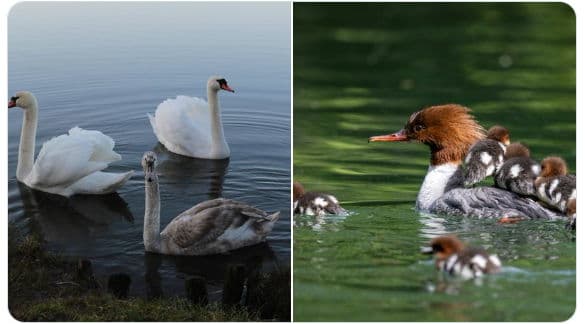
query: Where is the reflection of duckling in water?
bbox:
[293,181,345,216]
[494,142,541,197]
[462,125,510,187]
[534,156,576,215]
[566,199,576,230]
[421,235,501,279]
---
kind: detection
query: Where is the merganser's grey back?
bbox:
[431,186,563,219]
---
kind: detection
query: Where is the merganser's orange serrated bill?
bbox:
[368,129,408,142]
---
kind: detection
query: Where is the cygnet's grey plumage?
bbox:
[142,151,279,256]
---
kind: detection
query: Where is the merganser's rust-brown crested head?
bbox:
[369,104,485,165]
[539,156,568,178]
[504,142,531,159]
[422,235,465,268]
[293,181,305,201]
[487,125,510,145]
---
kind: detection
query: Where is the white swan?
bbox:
[141,151,279,255]
[148,76,234,159]
[9,91,134,197]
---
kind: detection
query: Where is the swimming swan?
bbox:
[141,151,279,255]
[148,76,234,159]
[8,91,133,197]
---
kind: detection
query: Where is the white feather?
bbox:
[313,197,328,208]
[489,255,501,267]
[480,152,492,165]
[25,127,131,196]
[471,255,488,270]
[509,164,522,178]
[548,179,559,197]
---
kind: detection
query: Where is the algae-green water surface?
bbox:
[293,3,575,321]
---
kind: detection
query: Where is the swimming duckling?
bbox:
[293,181,345,216]
[422,235,501,279]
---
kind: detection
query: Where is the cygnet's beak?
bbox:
[8,100,16,108]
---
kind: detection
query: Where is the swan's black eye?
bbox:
[414,124,425,132]
[11,96,19,101]
[217,79,227,86]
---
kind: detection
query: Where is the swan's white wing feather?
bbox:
[147,113,158,139]
[151,96,212,156]
[28,128,121,189]
[68,127,121,162]
[68,170,134,195]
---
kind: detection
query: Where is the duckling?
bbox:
[462,125,510,187]
[534,156,576,213]
[494,142,541,196]
[421,235,501,279]
[293,181,345,216]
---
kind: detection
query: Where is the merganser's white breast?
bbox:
[416,163,458,211]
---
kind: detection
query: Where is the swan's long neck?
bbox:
[144,175,162,252]
[207,87,227,150]
[16,103,38,181]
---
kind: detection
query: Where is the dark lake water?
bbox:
[8,2,290,299]
[294,3,575,321]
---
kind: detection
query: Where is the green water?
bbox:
[293,3,575,321]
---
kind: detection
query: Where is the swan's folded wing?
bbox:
[161,206,234,248]
[183,198,271,221]
[160,200,270,248]
[178,198,235,216]
[69,127,121,162]
[28,129,116,188]
[153,96,212,156]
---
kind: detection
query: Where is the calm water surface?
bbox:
[8,2,290,299]
[294,3,575,321]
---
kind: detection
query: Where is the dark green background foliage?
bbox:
[294,3,575,321]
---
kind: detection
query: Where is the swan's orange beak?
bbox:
[8,100,16,108]
[369,129,408,142]
[220,84,235,93]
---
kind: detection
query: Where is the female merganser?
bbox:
[421,235,501,279]
[293,181,345,216]
[369,104,562,219]
[494,142,540,197]
[462,125,510,187]
[534,156,576,213]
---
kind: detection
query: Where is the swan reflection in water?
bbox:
[144,242,279,301]
[152,143,229,200]
[16,182,134,243]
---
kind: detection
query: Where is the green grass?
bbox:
[8,228,290,321]
[14,296,255,322]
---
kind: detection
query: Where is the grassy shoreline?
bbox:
[9,232,290,321]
